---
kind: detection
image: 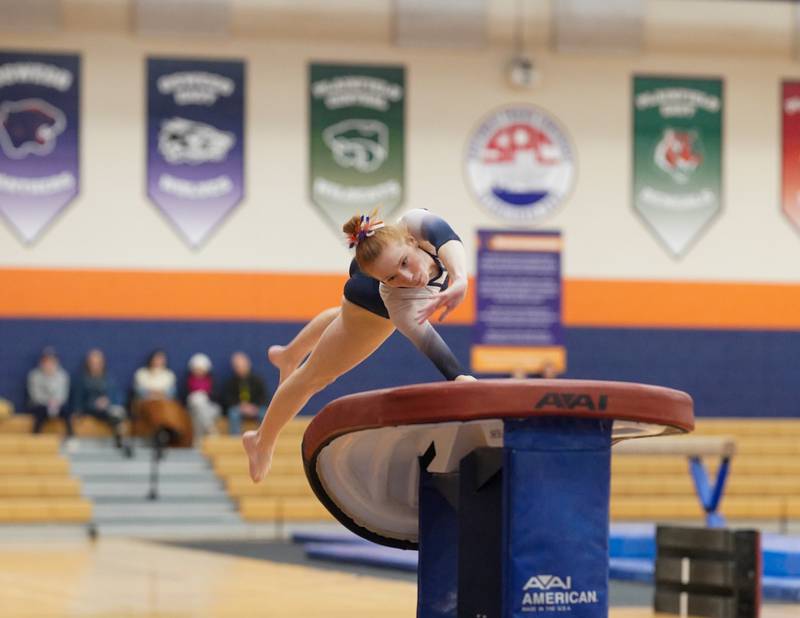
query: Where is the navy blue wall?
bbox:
[1,318,798,417]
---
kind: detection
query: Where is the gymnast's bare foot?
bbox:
[268,345,302,385]
[455,374,477,382]
[242,430,273,483]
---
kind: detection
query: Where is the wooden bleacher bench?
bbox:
[202,419,324,522]
[238,496,333,522]
[0,432,92,524]
[0,434,61,454]
[0,413,114,437]
[226,475,313,498]
[213,455,303,477]
[0,456,71,475]
[694,419,800,436]
[0,498,92,523]
[0,477,81,497]
[614,435,736,526]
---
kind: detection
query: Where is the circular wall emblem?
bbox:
[465,105,575,222]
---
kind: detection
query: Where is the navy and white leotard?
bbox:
[343,209,465,381]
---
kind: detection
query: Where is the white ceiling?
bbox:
[0,0,797,58]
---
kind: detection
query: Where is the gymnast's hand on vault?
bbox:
[416,279,468,324]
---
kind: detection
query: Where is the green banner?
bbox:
[633,76,723,257]
[309,63,405,227]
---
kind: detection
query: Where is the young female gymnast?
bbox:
[243,209,474,482]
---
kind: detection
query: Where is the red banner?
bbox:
[782,82,800,231]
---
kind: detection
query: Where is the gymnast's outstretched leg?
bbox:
[243,299,394,482]
[268,306,340,384]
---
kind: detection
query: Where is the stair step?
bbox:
[66,438,248,532]
[71,461,212,476]
[83,481,225,499]
[92,502,237,521]
[70,449,208,463]
[93,522,279,539]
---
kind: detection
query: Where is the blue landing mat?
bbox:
[608,523,800,578]
[295,525,800,601]
[304,542,418,572]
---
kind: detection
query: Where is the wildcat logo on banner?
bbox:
[633,76,723,257]
[0,51,79,244]
[781,82,800,234]
[309,63,404,229]
[147,57,244,248]
[465,106,575,222]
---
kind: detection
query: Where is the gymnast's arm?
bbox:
[386,297,467,381]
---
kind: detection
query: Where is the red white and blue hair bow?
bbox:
[347,211,385,248]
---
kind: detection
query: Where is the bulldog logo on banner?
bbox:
[633,76,723,257]
[147,57,244,248]
[465,105,575,222]
[309,63,405,229]
[0,51,80,244]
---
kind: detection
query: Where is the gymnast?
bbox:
[242,209,475,482]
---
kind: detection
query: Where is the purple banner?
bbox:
[147,57,244,248]
[0,51,80,244]
[471,229,565,374]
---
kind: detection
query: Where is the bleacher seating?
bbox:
[611,418,800,520]
[0,413,114,437]
[0,430,92,523]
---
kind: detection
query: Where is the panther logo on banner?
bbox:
[0,98,67,159]
[465,106,575,222]
[0,52,80,245]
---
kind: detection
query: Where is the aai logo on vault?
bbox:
[465,105,575,222]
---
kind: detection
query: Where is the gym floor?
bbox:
[1,538,795,618]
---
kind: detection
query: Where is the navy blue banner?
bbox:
[0,51,80,244]
[472,229,565,375]
[147,57,245,248]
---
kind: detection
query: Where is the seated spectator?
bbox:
[28,347,72,436]
[221,351,270,435]
[133,349,177,401]
[185,353,221,439]
[72,348,128,448]
[132,349,192,447]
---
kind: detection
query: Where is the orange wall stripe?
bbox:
[0,269,349,322]
[564,279,800,330]
[1,268,799,330]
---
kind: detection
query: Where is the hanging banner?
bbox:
[633,76,723,257]
[0,51,80,244]
[465,105,575,223]
[782,82,800,233]
[309,63,405,228]
[471,229,565,375]
[147,57,245,248]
